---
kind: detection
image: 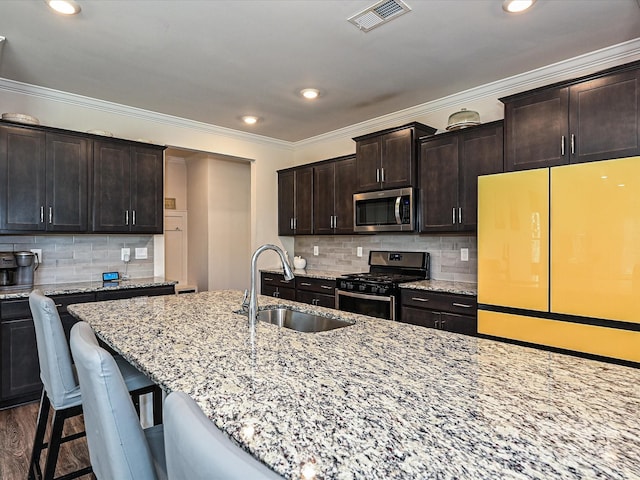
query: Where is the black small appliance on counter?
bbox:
[0,251,39,290]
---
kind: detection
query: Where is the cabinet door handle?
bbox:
[452,207,456,224]
[320,285,333,290]
[300,282,311,286]
[264,277,274,281]
[40,206,44,223]
[376,168,380,182]
[452,302,473,308]
[561,135,565,156]
[54,303,63,308]
[293,218,297,230]
[125,210,129,225]
[48,207,52,224]
[570,134,575,155]
[458,207,462,224]
[279,280,290,284]
[381,168,385,183]
[132,210,136,226]
[412,297,430,302]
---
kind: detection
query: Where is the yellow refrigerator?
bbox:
[478,156,640,363]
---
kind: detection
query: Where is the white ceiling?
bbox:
[0,0,639,142]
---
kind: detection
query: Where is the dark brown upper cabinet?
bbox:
[0,125,89,233]
[419,121,503,232]
[354,122,436,192]
[92,140,164,234]
[502,62,640,171]
[278,166,313,236]
[313,155,357,235]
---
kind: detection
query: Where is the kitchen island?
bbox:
[68,290,640,479]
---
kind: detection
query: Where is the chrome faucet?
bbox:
[246,244,294,326]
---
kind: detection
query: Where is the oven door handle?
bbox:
[336,289,396,321]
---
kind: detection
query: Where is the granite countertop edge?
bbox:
[0,277,178,300]
[261,268,477,296]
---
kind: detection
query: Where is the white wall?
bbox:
[186,155,210,291]
[207,157,251,290]
[165,156,188,210]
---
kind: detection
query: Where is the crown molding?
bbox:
[0,77,293,150]
[1,38,639,151]
[294,38,640,148]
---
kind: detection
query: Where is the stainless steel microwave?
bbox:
[353,188,415,232]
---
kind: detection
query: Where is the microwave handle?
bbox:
[394,196,402,224]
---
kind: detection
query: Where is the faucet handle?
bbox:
[241,289,249,310]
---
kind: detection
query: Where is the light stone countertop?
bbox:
[68,290,640,480]
[261,268,353,281]
[261,269,477,296]
[399,279,477,296]
[0,277,177,300]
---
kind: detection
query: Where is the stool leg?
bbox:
[42,409,67,480]
[153,387,163,425]
[28,390,50,480]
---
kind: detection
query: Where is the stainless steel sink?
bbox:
[256,308,354,332]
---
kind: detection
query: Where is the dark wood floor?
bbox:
[0,400,95,480]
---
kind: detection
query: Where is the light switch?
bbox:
[357,247,363,257]
[135,247,148,259]
[313,246,319,256]
[461,248,469,262]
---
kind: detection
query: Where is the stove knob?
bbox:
[359,284,367,292]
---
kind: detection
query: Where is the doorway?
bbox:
[164,147,252,292]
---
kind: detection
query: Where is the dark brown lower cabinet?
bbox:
[261,273,336,306]
[400,289,477,336]
[295,277,335,308]
[0,284,175,409]
[261,273,296,300]
[0,318,41,403]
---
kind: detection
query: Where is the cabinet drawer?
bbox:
[296,277,335,295]
[96,285,175,301]
[296,290,335,308]
[401,290,476,316]
[261,273,295,289]
[261,284,296,301]
[51,293,96,313]
[0,299,30,320]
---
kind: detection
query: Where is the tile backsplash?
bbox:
[294,234,477,283]
[0,235,155,285]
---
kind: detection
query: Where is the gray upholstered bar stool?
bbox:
[164,391,284,480]
[27,290,161,480]
[70,321,167,480]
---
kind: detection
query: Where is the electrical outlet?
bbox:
[357,246,363,257]
[460,248,469,262]
[30,249,42,262]
[313,246,319,256]
[121,248,131,262]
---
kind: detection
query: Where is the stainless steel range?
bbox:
[335,251,429,320]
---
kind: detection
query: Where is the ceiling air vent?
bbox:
[348,0,412,32]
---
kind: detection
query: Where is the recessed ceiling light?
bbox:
[45,0,81,15]
[502,0,536,13]
[242,115,259,125]
[300,88,320,100]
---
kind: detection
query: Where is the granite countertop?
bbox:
[261,268,351,281]
[399,279,477,296]
[262,269,477,296]
[0,277,177,300]
[68,290,640,480]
